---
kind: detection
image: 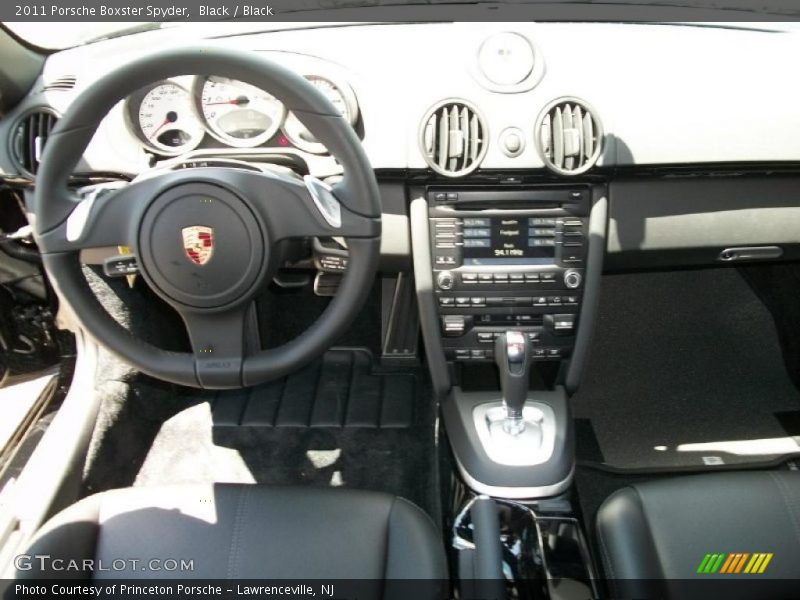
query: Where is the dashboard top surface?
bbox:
[1,21,799,181]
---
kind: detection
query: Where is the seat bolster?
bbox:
[385,497,448,580]
[596,486,664,593]
[16,493,103,579]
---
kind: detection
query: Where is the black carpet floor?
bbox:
[83,348,440,521]
[572,268,800,472]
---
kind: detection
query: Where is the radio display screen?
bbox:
[462,217,556,265]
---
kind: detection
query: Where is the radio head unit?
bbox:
[461,216,557,265]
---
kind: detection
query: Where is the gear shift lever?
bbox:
[495,331,531,435]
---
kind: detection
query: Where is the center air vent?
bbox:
[10,109,59,177]
[535,97,603,176]
[420,100,488,177]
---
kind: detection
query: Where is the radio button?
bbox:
[524,272,540,282]
[477,332,494,343]
[564,269,582,289]
[541,272,557,282]
[463,218,490,227]
[437,271,455,290]
[471,297,486,306]
[442,315,466,336]
[455,297,471,307]
[509,273,525,282]
[493,273,509,283]
[462,273,478,283]
[529,228,556,237]
[479,274,494,283]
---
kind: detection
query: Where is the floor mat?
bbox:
[571,268,800,472]
[84,349,440,519]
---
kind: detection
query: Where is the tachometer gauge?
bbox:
[198,76,285,147]
[132,82,204,155]
[282,75,359,154]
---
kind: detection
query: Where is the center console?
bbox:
[411,181,607,598]
[411,182,607,494]
[427,186,590,365]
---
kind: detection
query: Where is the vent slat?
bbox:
[470,113,480,163]
[583,111,594,159]
[421,100,486,177]
[553,107,564,169]
[537,98,601,176]
[12,110,58,177]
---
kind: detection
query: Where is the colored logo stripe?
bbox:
[697,553,773,575]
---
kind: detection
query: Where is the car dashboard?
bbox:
[2,20,800,393]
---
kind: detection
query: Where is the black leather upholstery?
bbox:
[596,471,800,599]
[19,485,447,583]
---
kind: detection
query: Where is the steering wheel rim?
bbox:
[33,46,382,389]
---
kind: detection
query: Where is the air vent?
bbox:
[420,100,488,177]
[43,75,76,92]
[10,109,59,177]
[536,97,603,176]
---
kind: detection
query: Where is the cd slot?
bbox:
[451,200,561,210]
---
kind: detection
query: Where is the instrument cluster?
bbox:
[125,74,359,156]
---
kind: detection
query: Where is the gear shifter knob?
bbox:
[495,331,532,434]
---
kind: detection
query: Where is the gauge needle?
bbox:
[150,111,178,139]
[205,95,250,106]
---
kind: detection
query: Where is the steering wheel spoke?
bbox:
[217,169,380,240]
[180,301,261,388]
[37,180,151,254]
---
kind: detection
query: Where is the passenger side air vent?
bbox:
[43,76,77,92]
[420,100,488,177]
[535,97,603,176]
[10,109,59,177]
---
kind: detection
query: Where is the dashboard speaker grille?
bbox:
[43,76,77,92]
[536,98,603,176]
[10,109,59,177]
[421,100,487,177]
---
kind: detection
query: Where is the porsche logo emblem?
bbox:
[181,226,214,266]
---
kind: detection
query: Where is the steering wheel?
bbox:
[33,47,381,389]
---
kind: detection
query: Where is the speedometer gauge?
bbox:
[133,82,204,155]
[198,76,285,147]
[282,75,359,154]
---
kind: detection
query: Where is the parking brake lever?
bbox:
[495,331,531,435]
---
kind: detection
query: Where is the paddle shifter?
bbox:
[495,331,532,435]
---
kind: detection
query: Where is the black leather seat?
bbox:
[18,485,447,586]
[596,471,800,599]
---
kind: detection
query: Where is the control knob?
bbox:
[564,269,582,289]
[437,270,455,290]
